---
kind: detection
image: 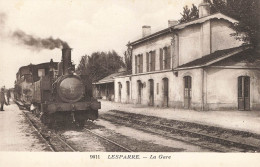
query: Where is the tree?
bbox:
[178,0,259,47]
[76,50,125,82]
[76,54,89,75]
[124,41,132,71]
[179,4,199,23]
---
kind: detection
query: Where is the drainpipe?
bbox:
[201,68,204,111]
[201,67,207,111]
[127,43,133,103]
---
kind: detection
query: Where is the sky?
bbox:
[0,0,201,88]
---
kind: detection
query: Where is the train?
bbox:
[15,47,100,127]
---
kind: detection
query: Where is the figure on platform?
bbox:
[0,88,7,111]
[6,89,11,105]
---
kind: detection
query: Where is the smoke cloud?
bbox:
[12,30,70,50]
[0,12,6,36]
[0,12,70,50]
[0,12,6,26]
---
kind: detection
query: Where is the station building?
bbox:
[113,1,260,111]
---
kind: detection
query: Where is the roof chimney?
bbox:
[142,25,151,37]
[199,0,211,18]
[168,20,179,27]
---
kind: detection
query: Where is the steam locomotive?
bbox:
[15,48,100,127]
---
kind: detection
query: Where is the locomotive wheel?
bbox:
[40,113,54,127]
[88,109,98,120]
[40,113,48,124]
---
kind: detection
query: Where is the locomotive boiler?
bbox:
[31,47,100,127]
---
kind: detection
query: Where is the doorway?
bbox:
[126,81,130,103]
[118,82,122,102]
[238,76,250,110]
[184,76,192,109]
[163,78,169,107]
[137,80,142,104]
[149,79,154,106]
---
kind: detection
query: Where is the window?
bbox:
[160,49,163,70]
[139,54,143,73]
[135,55,137,74]
[165,46,171,69]
[160,46,171,70]
[146,52,150,72]
[146,51,155,72]
[136,54,143,73]
[137,55,140,73]
[163,48,166,69]
[151,51,156,71]
[38,69,45,77]
[149,52,152,71]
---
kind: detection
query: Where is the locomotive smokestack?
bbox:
[62,47,72,75]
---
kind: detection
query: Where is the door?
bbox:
[238,76,250,110]
[126,81,130,103]
[163,78,169,107]
[149,80,154,106]
[184,76,192,109]
[137,81,142,104]
[118,82,122,102]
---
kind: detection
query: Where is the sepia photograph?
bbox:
[0,0,259,166]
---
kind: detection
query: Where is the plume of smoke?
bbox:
[12,30,70,50]
[0,12,6,36]
[1,12,70,50]
[0,12,6,27]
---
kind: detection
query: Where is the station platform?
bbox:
[0,100,49,151]
[99,100,260,135]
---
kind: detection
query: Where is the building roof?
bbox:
[175,45,252,70]
[128,13,238,47]
[93,71,131,85]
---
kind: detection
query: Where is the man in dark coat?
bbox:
[0,88,7,111]
[6,89,11,105]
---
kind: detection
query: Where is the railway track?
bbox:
[21,110,55,152]
[16,101,77,152]
[16,102,132,152]
[22,110,77,152]
[101,111,260,152]
[83,127,133,152]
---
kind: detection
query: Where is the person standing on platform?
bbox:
[6,89,11,105]
[0,88,7,111]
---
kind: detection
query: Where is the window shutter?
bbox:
[166,46,171,69]
[160,49,163,70]
[135,55,137,74]
[146,53,149,72]
[151,51,156,71]
[140,54,143,73]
